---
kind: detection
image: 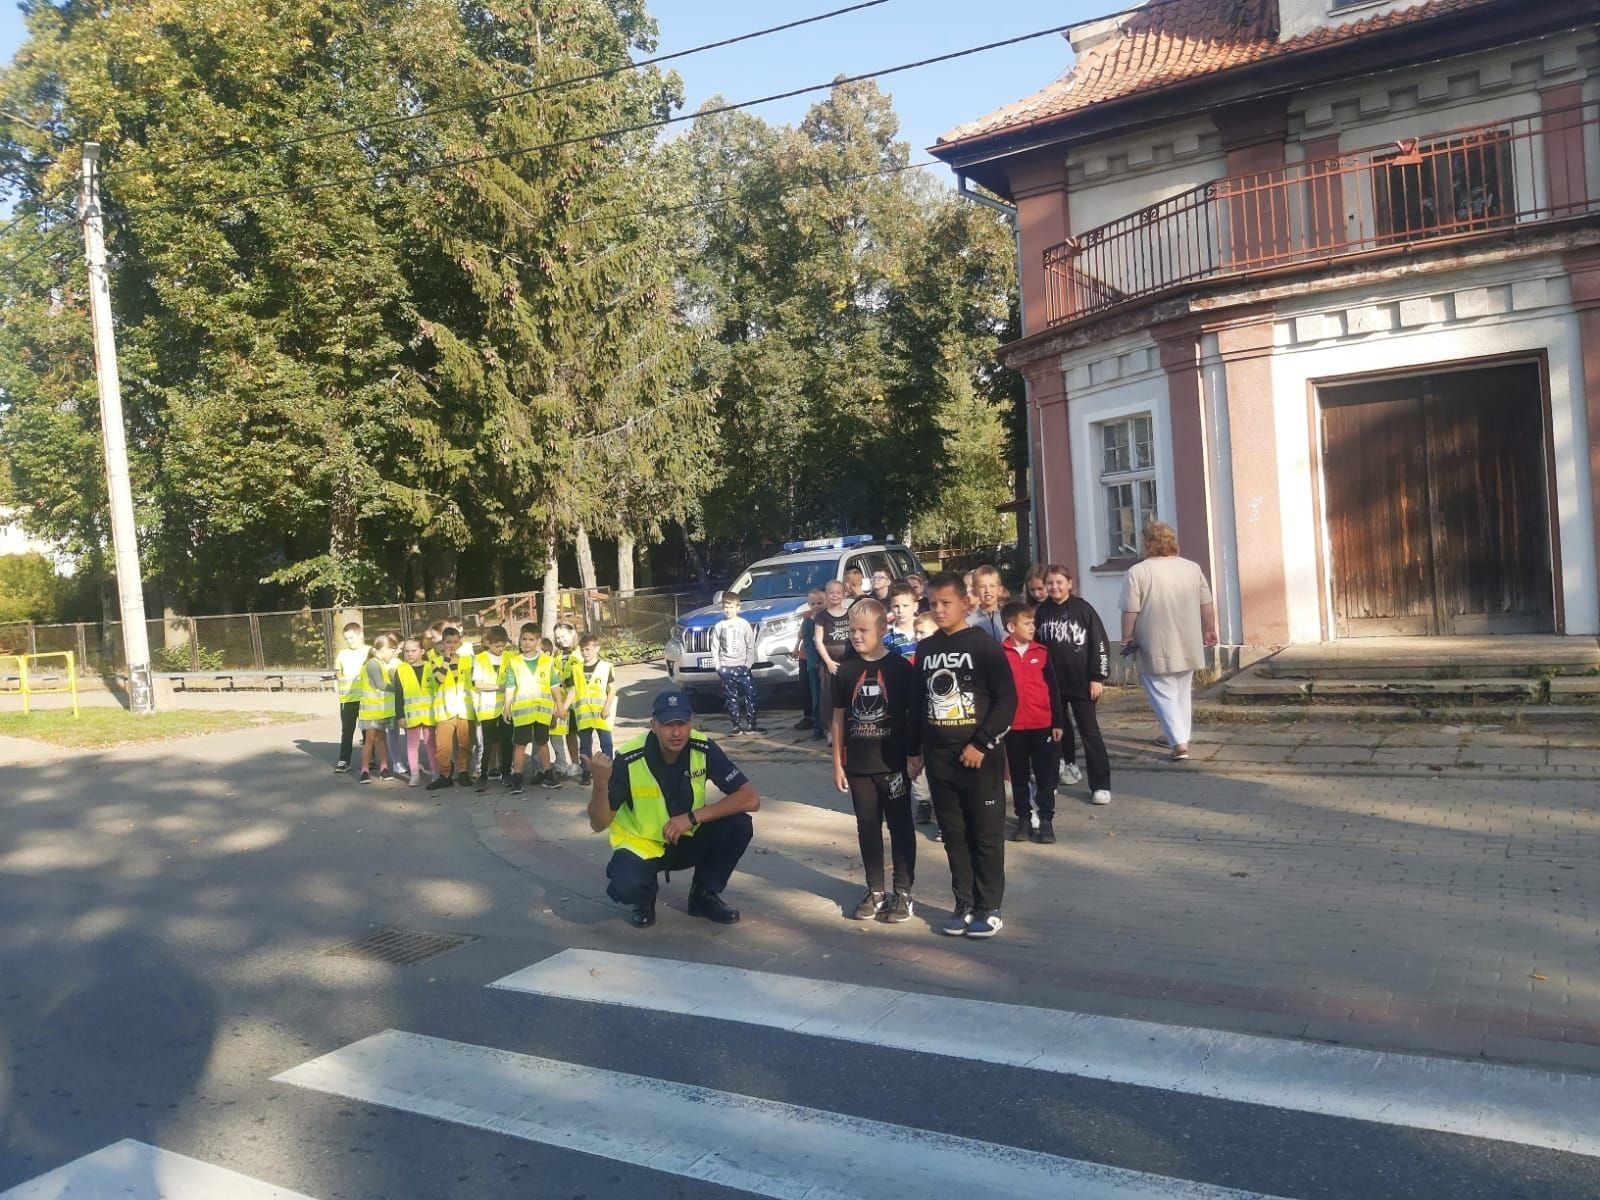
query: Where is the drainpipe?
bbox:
[956,174,1040,564]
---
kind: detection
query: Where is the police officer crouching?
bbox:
[584,689,760,928]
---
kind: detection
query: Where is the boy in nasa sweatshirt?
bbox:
[915,571,1017,939]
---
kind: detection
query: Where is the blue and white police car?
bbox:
[665,535,922,709]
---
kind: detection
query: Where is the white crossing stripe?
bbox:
[0,1139,317,1200]
[275,1029,1288,1200]
[491,949,1600,1159]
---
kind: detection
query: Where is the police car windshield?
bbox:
[729,558,838,601]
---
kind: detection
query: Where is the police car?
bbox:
[665,535,922,709]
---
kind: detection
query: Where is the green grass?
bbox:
[0,707,306,749]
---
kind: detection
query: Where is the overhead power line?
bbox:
[128,23,1071,215]
[97,0,896,182]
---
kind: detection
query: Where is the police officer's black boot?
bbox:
[687,888,740,924]
[627,900,656,928]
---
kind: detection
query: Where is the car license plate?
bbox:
[697,657,711,668]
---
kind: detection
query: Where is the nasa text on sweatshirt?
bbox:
[916,626,1017,756]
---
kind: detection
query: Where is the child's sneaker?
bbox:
[379,768,393,781]
[541,770,561,789]
[941,906,973,936]
[1036,820,1056,844]
[358,771,372,785]
[455,774,474,788]
[966,910,1004,939]
[508,773,524,795]
[334,760,349,773]
[879,892,914,923]
[1062,763,1083,787]
[915,800,933,824]
[475,774,489,794]
[1091,790,1112,806]
[852,890,887,920]
[426,776,451,791]
[408,773,420,788]
[579,770,592,785]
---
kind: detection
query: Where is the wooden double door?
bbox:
[1319,362,1554,637]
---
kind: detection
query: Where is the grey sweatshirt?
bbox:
[709,616,758,670]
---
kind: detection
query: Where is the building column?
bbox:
[1565,247,1600,630]
[1214,313,1292,647]
[1153,323,1215,587]
[1020,356,1078,577]
[1541,83,1589,220]
[1216,98,1290,269]
[1011,155,1071,337]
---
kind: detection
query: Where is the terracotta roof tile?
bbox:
[937,0,1499,149]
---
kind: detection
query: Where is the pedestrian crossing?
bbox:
[6,950,1599,1199]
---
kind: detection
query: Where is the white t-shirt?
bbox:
[1119,556,1214,676]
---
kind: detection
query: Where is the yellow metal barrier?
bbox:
[1,651,80,718]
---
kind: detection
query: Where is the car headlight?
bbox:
[761,614,801,640]
[670,624,687,644]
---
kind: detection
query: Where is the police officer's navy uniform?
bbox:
[604,723,753,923]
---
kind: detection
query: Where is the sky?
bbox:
[0,1,1098,177]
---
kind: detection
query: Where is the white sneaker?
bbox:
[1091,790,1112,805]
[1062,763,1083,786]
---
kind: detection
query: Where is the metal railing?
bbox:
[1044,101,1600,328]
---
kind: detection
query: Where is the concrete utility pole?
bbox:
[79,143,155,714]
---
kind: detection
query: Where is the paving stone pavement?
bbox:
[468,671,1600,1075]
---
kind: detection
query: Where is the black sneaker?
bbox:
[334,760,349,773]
[1037,820,1056,844]
[852,890,887,920]
[358,771,372,785]
[879,892,914,923]
[425,777,451,792]
[687,888,740,924]
[475,774,488,794]
[488,770,502,782]
[1010,822,1031,842]
[541,770,561,789]
[508,773,524,795]
[627,901,656,928]
[379,768,393,782]
[748,725,765,736]
[916,800,933,824]
[455,774,474,787]
[794,716,813,730]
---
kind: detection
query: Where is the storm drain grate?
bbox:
[326,926,478,966]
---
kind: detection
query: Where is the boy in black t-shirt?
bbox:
[812,579,855,746]
[832,599,922,924]
[917,572,1017,939]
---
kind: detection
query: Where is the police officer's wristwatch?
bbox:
[687,811,699,827]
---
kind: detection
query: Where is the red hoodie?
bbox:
[1003,637,1063,732]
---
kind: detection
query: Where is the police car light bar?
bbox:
[781,534,876,553]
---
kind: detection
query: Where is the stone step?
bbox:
[1549,676,1600,703]
[1218,667,1551,707]
[1196,703,1600,727]
[1259,637,1600,681]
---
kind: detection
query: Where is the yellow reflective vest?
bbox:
[394,660,434,728]
[357,657,396,722]
[469,650,505,721]
[570,658,614,732]
[551,651,582,736]
[504,653,557,728]
[430,652,468,722]
[335,645,369,704]
[609,731,709,861]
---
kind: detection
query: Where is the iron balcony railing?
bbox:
[1043,100,1600,328]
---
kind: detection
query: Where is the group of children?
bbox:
[333,617,619,795]
[787,561,1113,939]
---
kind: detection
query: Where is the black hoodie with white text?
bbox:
[915,625,1017,757]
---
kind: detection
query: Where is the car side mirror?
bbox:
[712,590,724,605]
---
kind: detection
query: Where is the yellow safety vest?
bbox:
[550,651,580,736]
[572,659,613,732]
[430,653,468,722]
[504,654,557,727]
[357,658,396,722]
[469,650,505,721]
[395,661,434,728]
[335,646,369,704]
[609,731,709,861]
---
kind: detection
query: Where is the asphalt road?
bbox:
[3,715,1598,1199]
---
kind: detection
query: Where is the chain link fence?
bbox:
[0,584,711,677]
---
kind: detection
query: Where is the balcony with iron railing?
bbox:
[1043,100,1600,329]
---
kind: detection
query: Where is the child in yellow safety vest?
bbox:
[470,626,512,792]
[357,634,400,784]
[550,622,583,782]
[394,637,437,789]
[333,621,367,773]
[499,623,565,796]
[571,632,618,785]
[426,626,472,790]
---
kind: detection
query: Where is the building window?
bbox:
[1375,129,1513,242]
[1098,414,1157,559]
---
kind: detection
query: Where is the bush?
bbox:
[599,629,664,666]
[0,552,68,624]
[151,643,225,672]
